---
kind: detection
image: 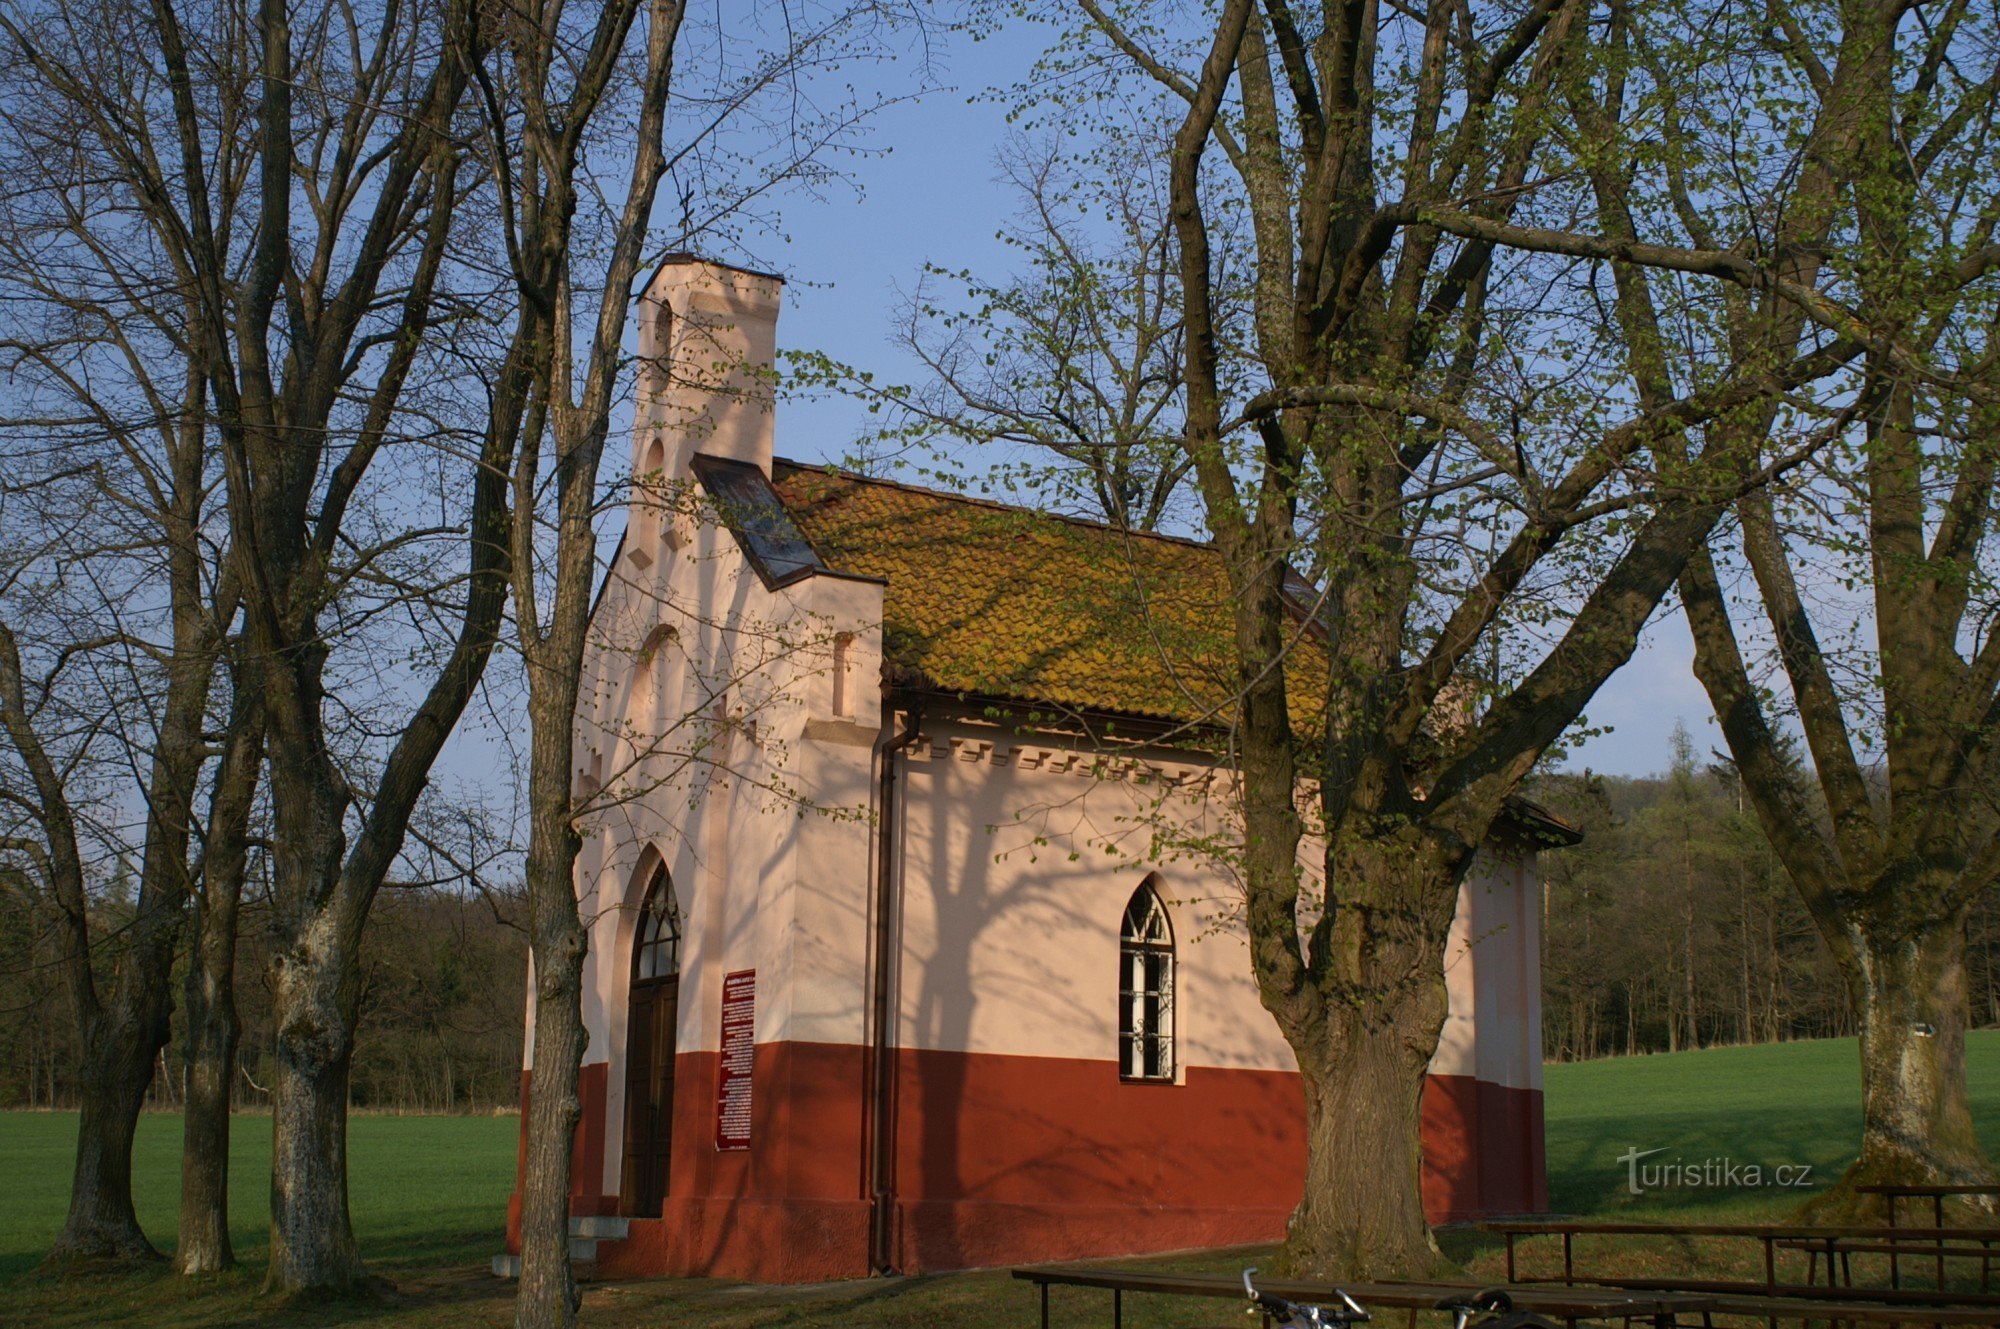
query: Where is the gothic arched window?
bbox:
[1119,881,1175,1081]
[634,864,681,982]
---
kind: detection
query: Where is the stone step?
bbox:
[488,1233,611,1280]
[569,1215,630,1241]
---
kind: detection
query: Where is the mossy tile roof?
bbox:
[770,459,1328,733]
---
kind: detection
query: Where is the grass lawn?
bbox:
[1543,1030,2000,1219]
[7,1033,2000,1326]
[0,1112,520,1286]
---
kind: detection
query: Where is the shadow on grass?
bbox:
[3,1257,524,1329]
[1543,1101,1858,1220]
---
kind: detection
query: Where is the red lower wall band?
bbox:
[504,1041,1543,1277]
[1420,1071,1547,1223]
[506,1064,614,1252]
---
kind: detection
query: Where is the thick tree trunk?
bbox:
[47,886,184,1265]
[517,815,589,1329]
[1808,911,1996,1221]
[1279,1000,1452,1280]
[40,640,212,1268]
[1267,835,1461,1282]
[266,933,368,1295]
[48,1027,163,1264]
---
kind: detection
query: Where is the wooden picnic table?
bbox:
[1011,1264,1716,1327]
[1482,1221,2000,1240]
[1481,1219,2000,1296]
[1679,1293,2000,1324]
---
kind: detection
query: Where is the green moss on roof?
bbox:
[771,460,1328,733]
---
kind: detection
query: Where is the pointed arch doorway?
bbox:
[621,862,681,1217]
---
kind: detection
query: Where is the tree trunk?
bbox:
[178,682,259,1275]
[1809,910,1997,1220]
[29,619,212,1268]
[178,858,247,1275]
[48,1024,162,1264]
[517,807,589,1329]
[1278,998,1453,1281]
[513,422,605,1326]
[178,952,240,1274]
[46,887,185,1265]
[266,934,368,1295]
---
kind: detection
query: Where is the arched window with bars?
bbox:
[1118,881,1175,1082]
[633,864,681,982]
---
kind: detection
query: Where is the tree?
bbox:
[816,126,1213,530]
[976,0,1898,1276]
[464,4,924,1322]
[0,0,519,1292]
[468,3,685,1318]
[1667,0,2000,1209]
[0,18,248,1251]
[177,671,262,1272]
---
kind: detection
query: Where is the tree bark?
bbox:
[178,681,262,1275]
[255,631,379,1297]
[267,931,368,1293]
[27,625,212,1267]
[491,1,684,1320]
[1806,908,1995,1219]
[50,1028,163,1263]
[517,791,589,1328]
[1280,990,1453,1280]
[178,943,241,1274]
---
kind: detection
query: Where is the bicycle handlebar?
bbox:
[1240,1268,1370,1326]
[1433,1289,1514,1314]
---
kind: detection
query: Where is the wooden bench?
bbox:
[1770,1234,1998,1293]
[1858,1185,2000,1289]
[1677,1292,2000,1325]
[1482,1219,2000,1296]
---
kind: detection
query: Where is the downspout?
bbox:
[867,690,921,1274]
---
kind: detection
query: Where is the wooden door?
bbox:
[621,867,681,1217]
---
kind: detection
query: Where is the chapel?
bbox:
[500,256,1568,1283]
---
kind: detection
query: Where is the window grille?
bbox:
[1119,883,1175,1081]
[635,866,681,982]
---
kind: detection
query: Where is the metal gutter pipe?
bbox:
[866,692,921,1274]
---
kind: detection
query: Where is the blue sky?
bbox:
[719,24,1714,781]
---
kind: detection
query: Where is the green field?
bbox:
[6,1034,1999,1325]
[1543,1030,2000,1218]
[0,1112,520,1283]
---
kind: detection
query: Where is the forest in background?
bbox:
[3,726,1994,1111]
[0,883,526,1113]
[1537,726,2000,1061]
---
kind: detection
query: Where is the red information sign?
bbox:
[714,969,755,1151]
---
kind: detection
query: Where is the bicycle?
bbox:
[1237,1270,1562,1329]
[1239,1268,1371,1327]
[1431,1288,1562,1329]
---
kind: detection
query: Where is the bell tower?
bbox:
[634,256,784,482]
